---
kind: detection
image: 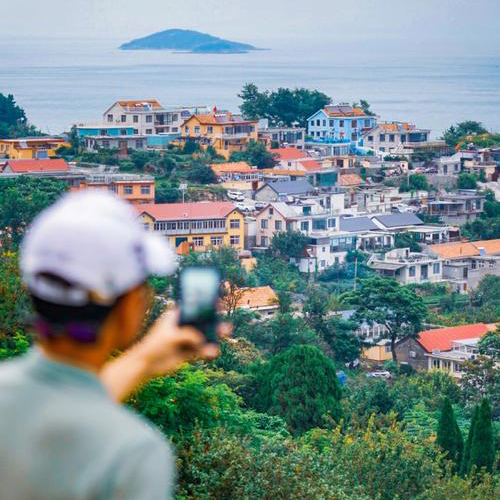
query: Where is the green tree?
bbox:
[400,173,429,192]
[457,173,478,190]
[353,99,376,116]
[261,344,342,433]
[186,161,217,184]
[183,139,201,154]
[436,398,463,469]
[155,181,180,203]
[0,177,67,248]
[395,232,423,252]
[477,328,500,359]
[0,93,42,138]
[468,399,495,473]
[342,277,427,361]
[230,139,277,169]
[269,230,309,261]
[460,405,479,476]
[238,83,331,127]
[442,121,488,147]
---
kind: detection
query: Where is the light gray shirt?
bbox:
[0,349,174,500]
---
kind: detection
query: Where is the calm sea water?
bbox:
[1,37,499,137]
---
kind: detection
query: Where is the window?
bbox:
[269,207,274,215]
[140,185,150,194]
[230,235,240,246]
[312,219,326,230]
[385,345,392,353]
[401,134,406,142]
[432,359,440,368]
[320,260,326,268]
[120,129,127,135]
[145,129,152,134]
[322,120,326,126]
[328,218,336,228]
[135,140,143,148]
[146,115,153,123]
[380,147,385,152]
[380,134,386,142]
[275,220,282,230]
[261,236,268,246]
[124,185,133,195]
[100,129,107,136]
[172,127,178,133]
[300,221,309,231]
[339,120,344,127]
[364,119,371,127]
[133,115,139,123]
[107,114,113,122]
[185,126,190,134]
[120,115,126,122]
[193,237,204,247]
[389,134,395,142]
[409,351,416,358]
[102,140,110,148]
[261,219,268,229]
[134,129,139,135]
[351,133,357,140]
[367,135,373,141]
[316,119,320,126]
[409,266,416,277]
[335,257,340,264]
[194,126,200,134]
[143,223,150,231]
[443,360,451,370]
[210,236,223,246]
[352,120,357,128]
[207,126,213,134]
[329,120,334,127]
[433,263,440,274]
[230,219,240,229]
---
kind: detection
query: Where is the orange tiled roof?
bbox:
[428,239,500,259]
[340,173,363,186]
[379,122,412,132]
[270,148,308,161]
[236,286,278,309]
[188,114,257,126]
[298,159,322,172]
[417,323,490,352]
[5,159,69,173]
[139,201,238,221]
[117,100,162,108]
[324,107,366,118]
[210,162,254,175]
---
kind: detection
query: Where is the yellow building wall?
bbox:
[0,140,69,159]
[362,345,393,362]
[140,210,245,252]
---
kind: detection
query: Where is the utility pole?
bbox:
[179,183,187,204]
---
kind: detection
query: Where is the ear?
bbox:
[110,286,148,350]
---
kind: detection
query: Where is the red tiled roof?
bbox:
[417,323,490,352]
[139,201,238,221]
[270,148,308,161]
[211,162,254,175]
[298,159,322,172]
[5,159,69,173]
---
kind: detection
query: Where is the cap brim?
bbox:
[143,233,178,277]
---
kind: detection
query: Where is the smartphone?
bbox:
[178,267,221,344]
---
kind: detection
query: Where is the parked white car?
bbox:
[236,203,253,213]
[228,191,244,202]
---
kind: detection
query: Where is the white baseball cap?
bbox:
[20,190,177,307]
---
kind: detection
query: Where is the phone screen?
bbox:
[178,267,220,343]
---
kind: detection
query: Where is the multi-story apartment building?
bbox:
[101,100,210,136]
[139,201,245,253]
[180,111,259,159]
[368,247,444,285]
[82,134,148,152]
[362,122,431,154]
[426,190,484,224]
[0,136,70,159]
[307,104,376,142]
[426,239,500,292]
[258,120,306,150]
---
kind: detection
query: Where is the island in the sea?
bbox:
[119,29,261,54]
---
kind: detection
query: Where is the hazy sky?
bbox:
[2,0,499,52]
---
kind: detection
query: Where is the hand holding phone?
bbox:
[178,267,221,344]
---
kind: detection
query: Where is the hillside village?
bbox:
[0,91,498,497]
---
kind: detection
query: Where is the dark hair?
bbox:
[29,273,118,343]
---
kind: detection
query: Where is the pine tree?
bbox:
[263,344,343,433]
[436,397,463,469]
[460,405,479,476]
[469,399,495,473]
